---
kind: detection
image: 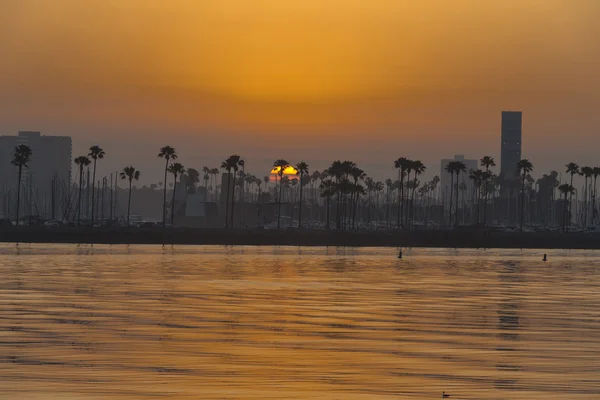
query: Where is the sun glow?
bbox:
[270,166,299,176]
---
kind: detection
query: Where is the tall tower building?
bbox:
[500,111,522,181]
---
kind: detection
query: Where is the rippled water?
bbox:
[1,244,600,399]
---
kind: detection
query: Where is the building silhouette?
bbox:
[500,111,522,181]
[0,131,72,220]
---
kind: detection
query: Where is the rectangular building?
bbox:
[500,111,522,181]
[0,131,72,220]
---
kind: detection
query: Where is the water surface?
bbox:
[1,244,599,399]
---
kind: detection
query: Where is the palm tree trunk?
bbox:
[592,175,598,224]
[520,174,525,232]
[448,174,454,227]
[564,192,569,232]
[298,174,303,228]
[127,179,132,226]
[91,159,97,222]
[171,175,177,226]
[224,170,231,228]
[230,171,236,228]
[277,174,282,229]
[483,169,489,225]
[454,173,460,228]
[397,175,403,229]
[326,196,330,229]
[163,159,168,227]
[569,173,574,228]
[77,168,83,226]
[15,166,22,225]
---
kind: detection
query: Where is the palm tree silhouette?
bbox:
[167,162,185,225]
[593,167,600,224]
[469,169,484,224]
[202,166,210,190]
[185,168,200,193]
[273,159,290,228]
[565,162,579,228]
[409,160,426,227]
[365,177,375,223]
[403,160,416,225]
[319,179,336,230]
[88,145,105,222]
[295,161,309,228]
[120,166,140,226]
[220,160,231,227]
[158,146,177,227]
[232,157,244,227]
[210,168,219,201]
[222,155,242,228]
[517,159,534,231]
[558,183,575,232]
[11,145,32,225]
[581,166,594,226]
[74,155,91,226]
[393,157,410,228]
[453,161,467,228]
[480,156,496,225]
[385,178,394,228]
[349,166,366,229]
[444,161,455,226]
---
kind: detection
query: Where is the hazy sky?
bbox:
[1,0,599,183]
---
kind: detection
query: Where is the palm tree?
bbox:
[454,161,467,227]
[480,156,496,225]
[221,155,242,228]
[565,162,579,228]
[158,146,177,227]
[444,161,455,226]
[385,178,394,228]
[120,166,140,226]
[349,166,366,229]
[517,159,534,232]
[273,159,290,228]
[87,145,105,222]
[220,160,232,227]
[469,169,484,224]
[74,155,91,225]
[593,167,600,224]
[393,157,410,228]
[210,168,220,201]
[11,145,32,225]
[365,177,375,223]
[581,166,594,226]
[167,162,185,225]
[320,179,336,229]
[558,184,575,232]
[185,168,200,193]
[295,161,309,228]
[202,166,210,190]
[409,160,426,227]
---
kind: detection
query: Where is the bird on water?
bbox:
[543,253,547,262]
[398,250,403,259]
[442,392,450,398]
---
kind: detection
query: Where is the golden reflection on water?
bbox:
[1,244,600,399]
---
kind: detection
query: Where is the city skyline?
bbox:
[1,1,599,183]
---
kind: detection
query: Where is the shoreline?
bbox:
[1,227,600,249]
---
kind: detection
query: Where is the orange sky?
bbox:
[0,0,599,181]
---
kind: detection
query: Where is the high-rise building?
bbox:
[0,131,72,220]
[500,111,522,181]
[440,155,478,200]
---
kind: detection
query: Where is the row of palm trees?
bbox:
[7,142,600,231]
